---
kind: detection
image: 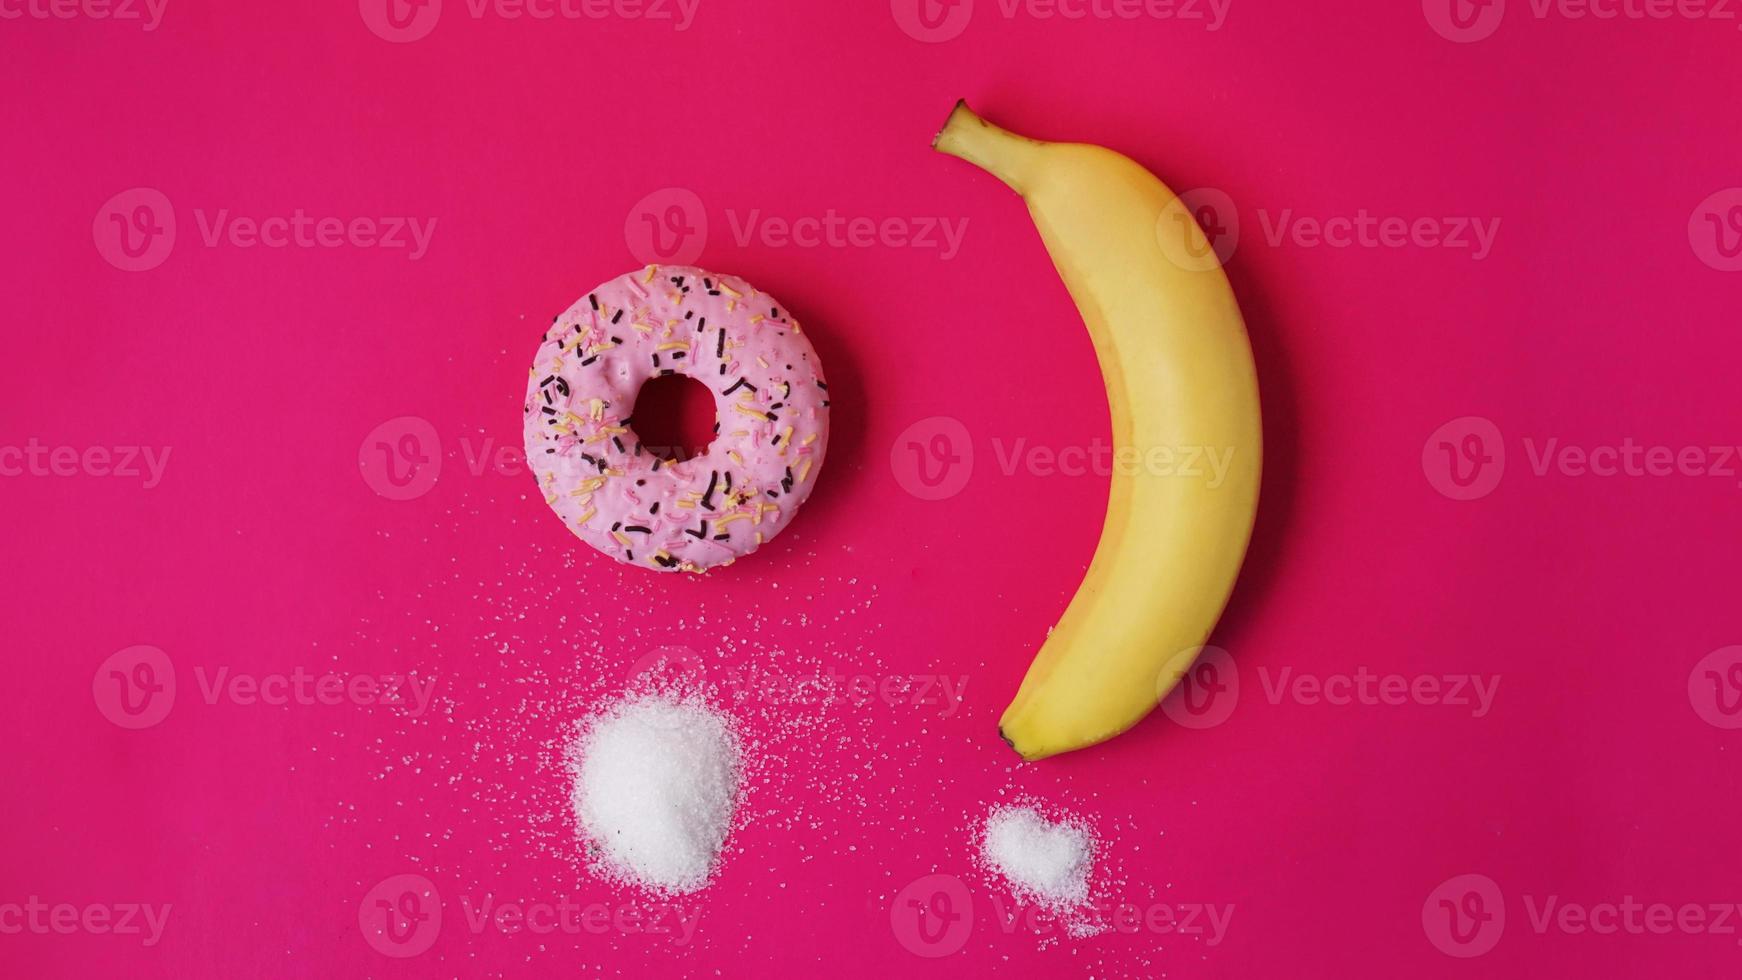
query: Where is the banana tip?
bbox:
[930,98,970,150]
[998,725,1037,761]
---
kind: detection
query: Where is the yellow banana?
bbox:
[934,101,1262,760]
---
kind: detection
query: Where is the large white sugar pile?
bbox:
[568,692,742,895]
[981,804,1095,908]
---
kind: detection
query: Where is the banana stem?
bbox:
[932,100,1046,195]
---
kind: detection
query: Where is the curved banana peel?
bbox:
[934,101,1262,761]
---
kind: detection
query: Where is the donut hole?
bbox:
[630,374,719,462]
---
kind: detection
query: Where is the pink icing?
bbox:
[522,265,831,573]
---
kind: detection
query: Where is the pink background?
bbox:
[6,1,1742,976]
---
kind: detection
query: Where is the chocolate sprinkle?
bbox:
[701,471,718,510]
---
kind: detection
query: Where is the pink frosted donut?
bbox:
[523,265,830,573]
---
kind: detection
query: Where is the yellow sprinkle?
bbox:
[761,502,780,514]
[796,458,813,483]
[750,314,765,325]
[643,265,658,283]
[732,429,750,438]
[656,550,671,560]
[613,531,632,547]
[584,342,617,356]
[601,425,628,435]
[575,507,596,525]
[756,356,769,369]
[605,468,625,477]
[728,451,744,466]
[589,399,604,421]
[544,492,557,505]
[800,433,818,447]
[719,281,742,298]
[632,321,653,333]
[577,476,607,492]
[714,512,751,527]
[726,299,737,313]
[779,425,793,446]
[656,342,690,351]
[675,499,696,509]
[754,532,764,546]
[733,404,771,421]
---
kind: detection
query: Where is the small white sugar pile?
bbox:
[981,804,1097,917]
[567,692,741,895]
